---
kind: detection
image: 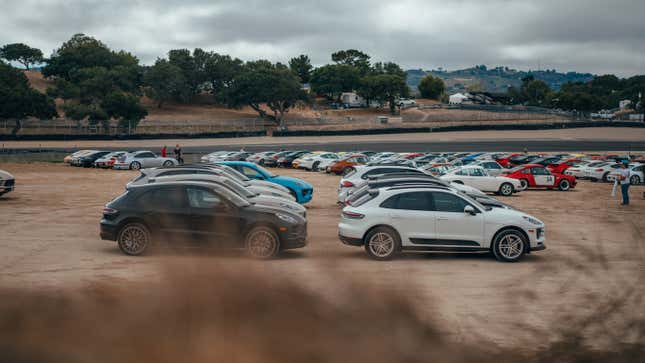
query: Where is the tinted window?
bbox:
[430,192,470,213]
[470,168,486,177]
[455,169,468,176]
[531,167,549,175]
[486,162,501,169]
[238,166,262,178]
[186,187,221,209]
[380,192,430,211]
[138,152,155,158]
[141,187,186,209]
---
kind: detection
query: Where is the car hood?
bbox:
[249,180,291,193]
[250,195,306,216]
[484,207,544,226]
[270,175,313,189]
[245,202,306,222]
[0,170,14,180]
[249,185,295,201]
[450,182,486,196]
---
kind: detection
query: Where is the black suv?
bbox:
[100,181,307,258]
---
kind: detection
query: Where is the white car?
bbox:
[247,151,276,165]
[112,151,178,170]
[200,151,237,163]
[564,161,607,179]
[607,163,644,185]
[585,162,624,182]
[338,185,546,262]
[297,152,340,171]
[338,166,428,203]
[440,166,522,196]
[471,160,505,176]
[370,152,398,162]
[396,98,417,107]
[0,169,15,196]
[94,151,128,168]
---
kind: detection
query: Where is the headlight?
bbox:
[522,215,542,226]
[276,213,298,224]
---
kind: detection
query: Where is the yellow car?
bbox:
[63,150,98,164]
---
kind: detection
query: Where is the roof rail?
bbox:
[385,185,452,192]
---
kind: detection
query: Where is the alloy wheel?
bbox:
[368,232,395,258]
[118,224,149,255]
[498,234,524,260]
[247,229,278,258]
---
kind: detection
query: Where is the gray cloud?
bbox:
[0,0,643,76]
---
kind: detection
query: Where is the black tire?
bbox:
[491,229,527,262]
[498,182,514,196]
[163,160,173,167]
[130,161,141,170]
[312,161,320,172]
[630,175,640,185]
[364,227,400,261]
[342,167,354,176]
[519,179,529,190]
[602,172,610,182]
[259,159,265,166]
[117,223,151,256]
[557,179,571,191]
[245,226,280,259]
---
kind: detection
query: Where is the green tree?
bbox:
[0,43,44,70]
[331,49,371,75]
[310,64,361,101]
[0,62,57,135]
[203,52,243,102]
[289,54,313,84]
[101,91,148,129]
[226,61,308,128]
[143,59,188,108]
[358,74,407,114]
[417,75,445,99]
[523,79,551,106]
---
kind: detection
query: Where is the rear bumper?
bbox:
[530,244,546,252]
[339,233,363,246]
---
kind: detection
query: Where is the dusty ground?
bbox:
[1,163,644,348]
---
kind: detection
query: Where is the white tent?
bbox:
[449,93,469,105]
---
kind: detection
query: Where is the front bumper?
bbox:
[100,221,119,241]
[0,179,15,194]
[112,163,130,170]
[278,223,307,250]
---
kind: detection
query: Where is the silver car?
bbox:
[112,151,178,170]
[0,169,15,196]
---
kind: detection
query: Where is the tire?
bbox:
[342,167,354,176]
[130,161,141,170]
[312,161,320,172]
[557,179,571,191]
[364,227,400,261]
[259,159,265,166]
[163,160,173,167]
[630,175,640,185]
[117,223,151,256]
[602,172,610,182]
[491,229,527,262]
[498,182,514,196]
[519,179,529,190]
[245,226,280,259]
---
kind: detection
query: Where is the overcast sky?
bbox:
[1,0,643,76]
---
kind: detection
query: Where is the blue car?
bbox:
[216,161,314,204]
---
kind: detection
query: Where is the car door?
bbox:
[430,191,484,246]
[137,152,156,168]
[140,186,193,242]
[531,167,555,186]
[186,186,241,247]
[466,168,491,191]
[380,192,435,246]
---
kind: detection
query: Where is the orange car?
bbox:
[326,154,369,175]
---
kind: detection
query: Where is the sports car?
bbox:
[500,164,576,191]
[440,166,522,196]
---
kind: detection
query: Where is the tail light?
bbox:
[595,168,604,172]
[273,155,280,159]
[103,207,118,216]
[342,210,364,219]
[341,180,354,187]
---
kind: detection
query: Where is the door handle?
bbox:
[437,217,449,221]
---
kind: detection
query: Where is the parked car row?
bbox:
[64,150,178,170]
[0,169,15,196]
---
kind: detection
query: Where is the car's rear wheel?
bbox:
[342,167,354,176]
[519,179,529,190]
[312,161,320,172]
[492,229,526,262]
[630,175,641,185]
[602,172,610,182]
[364,227,400,261]
[130,161,141,170]
[498,182,514,196]
[117,223,151,256]
[245,226,280,259]
[163,160,173,167]
[558,179,571,191]
[259,159,265,166]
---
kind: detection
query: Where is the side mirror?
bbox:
[464,205,477,216]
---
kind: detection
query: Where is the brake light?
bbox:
[341,180,354,187]
[103,207,118,215]
[595,168,604,172]
[342,210,364,219]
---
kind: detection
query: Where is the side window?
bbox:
[347,158,356,163]
[430,192,470,213]
[470,168,486,177]
[138,152,155,158]
[141,187,186,209]
[362,168,384,179]
[357,157,368,163]
[380,192,430,211]
[186,187,221,209]
[487,162,501,169]
[455,169,468,176]
[240,166,262,179]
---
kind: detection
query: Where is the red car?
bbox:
[495,153,523,168]
[546,159,582,174]
[501,164,577,191]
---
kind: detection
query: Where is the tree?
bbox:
[101,91,148,129]
[358,74,406,114]
[522,79,551,106]
[332,49,371,75]
[203,52,243,102]
[0,62,57,135]
[310,64,361,101]
[144,59,188,108]
[226,61,308,128]
[417,75,445,99]
[289,54,313,84]
[0,43,44,70]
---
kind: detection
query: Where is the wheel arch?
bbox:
[491,226,530,253]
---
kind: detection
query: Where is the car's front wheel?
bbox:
[364,227,400,261]
[492,229,526,262]
[630,175,641,185]
[498,182,514,196]
[117,223,151,256]
[519,179,529,190]
[130,161,141,170]
[245,226,280,259]
[163,160,173,167]
[558,179,571,191]
[312,161,320,172]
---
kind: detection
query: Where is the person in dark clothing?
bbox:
[174,144,183,165]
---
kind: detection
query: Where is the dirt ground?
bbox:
[1,162,644,349]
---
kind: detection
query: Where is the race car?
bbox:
[500,164,577,191]
[546,158,583,174]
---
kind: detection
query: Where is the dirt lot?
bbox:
[1,163,644,349]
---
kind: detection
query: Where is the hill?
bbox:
[407,66,594,94]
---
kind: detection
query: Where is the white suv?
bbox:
[338,186,546,262]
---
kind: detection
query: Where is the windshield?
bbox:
[255,164,277,178]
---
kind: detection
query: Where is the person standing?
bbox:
[174,144,183,165]
[161,145,167,158]
[617,161,631,205]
